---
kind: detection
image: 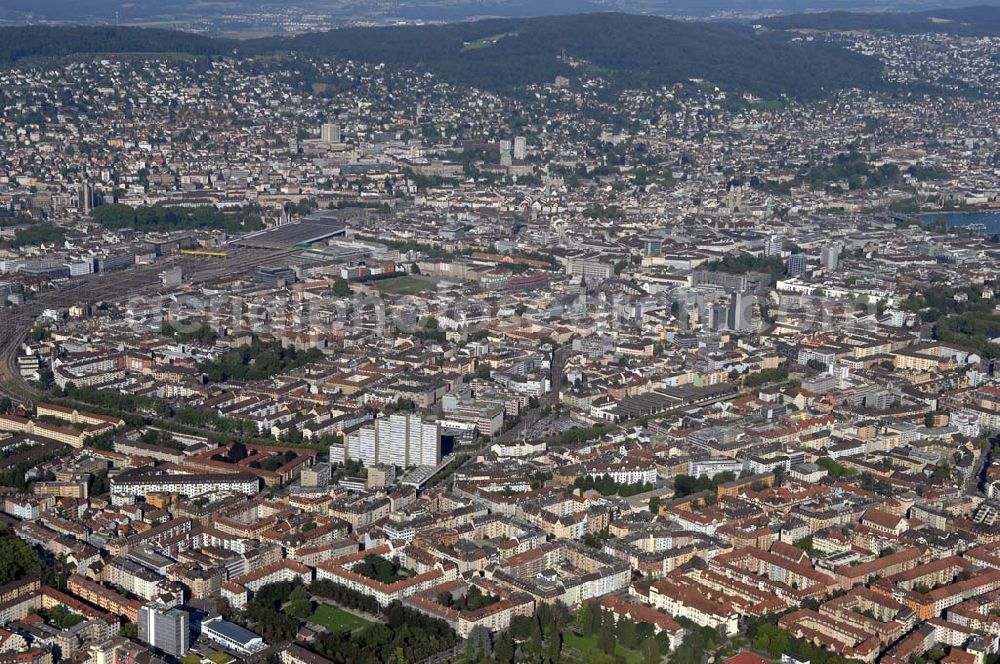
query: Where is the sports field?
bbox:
[308,604,373,632]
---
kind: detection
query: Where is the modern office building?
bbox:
[78,180,94,214]
[641,236,663,257]
[94,253,135,273]
[565,254,614,282]
[727,291,754,332]
[138,604,189,658]
[254,265,297,287]
[787,253,808,277]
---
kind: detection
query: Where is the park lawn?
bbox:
[373,275,431,294]
[180,656,201,664]
[562,632,644,664]
[207,653,234,664]
[308,604,373,633]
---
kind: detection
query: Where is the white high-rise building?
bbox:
[381,413,410,467]
[821,244,840,271]
[347,426,378,466]
[513,136,527,160]
[78,181,94,214]
[344,413,441,468]
[727,291,753,332]
[320,122,342,143]
[416,420,441,466]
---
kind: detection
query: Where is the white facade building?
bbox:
[343,413,441,468]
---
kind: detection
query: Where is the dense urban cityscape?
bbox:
[0,4,999,664]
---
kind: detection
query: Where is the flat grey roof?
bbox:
[205,618,262,645]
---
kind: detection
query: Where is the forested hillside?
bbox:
[0,25,233,65]
[763,5,1000,36]
[0,14,884,98]
[252,13,882,97]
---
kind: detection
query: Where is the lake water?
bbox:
[918,211,1000,235]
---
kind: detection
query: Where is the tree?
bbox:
[576,602,594,636]
[0,527,60,586]
[92,203,263,233]
[640,638,661,664]
[11,224,66,248]
[286,584,313,619]
[742,366,789,387]
[466,625,492,662]
[161,321,216,344]
[332,277,351,297]
[215,598,238,622]
[199,337,323,383]
[510,614,534,640]
[589,604,605,637]
[673,471,735,497]
[773,467,786,487]
[228,441,248,462]
[598,608,617,655]
[816,456,856,479]
[88,471,110,498]
[494,632,515,664]
[753,624,790,657]
[545,627,562,663]
[296,198,319,216]
[464,638,482,664]
[525,620,544,660]
[286,599,312,620]
[351,554,410,583]
[36,367,55,390]
[119,622,138,639]
[618,616,638,649]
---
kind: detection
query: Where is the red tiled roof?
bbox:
[724,653,771,664]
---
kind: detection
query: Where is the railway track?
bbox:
[0,246,300,404]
